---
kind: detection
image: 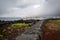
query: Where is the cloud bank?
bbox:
[0,0,60,17]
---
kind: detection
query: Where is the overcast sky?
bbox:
[0,0,60,17]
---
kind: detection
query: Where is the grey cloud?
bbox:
[17,4,30,8]
[0,0,16,14]
[0,0,60,17]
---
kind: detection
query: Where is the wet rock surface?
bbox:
[15,21,43,40]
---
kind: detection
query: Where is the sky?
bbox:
[0,0,60,17]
